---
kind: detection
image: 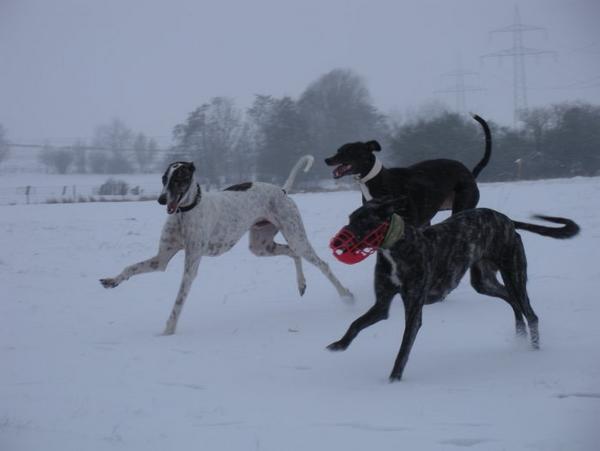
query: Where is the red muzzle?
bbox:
[329,222,390,264]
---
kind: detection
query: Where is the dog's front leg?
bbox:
[327,277,396,351]
[100,238,181,288]
[163,250,201,335]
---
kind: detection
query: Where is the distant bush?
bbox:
[38,147,75,174]
[98,178,129,195]
[44,194,156,204]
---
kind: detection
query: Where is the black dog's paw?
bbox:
[326,341,348,352]
[100,278,118,289]
[388,373,403,383]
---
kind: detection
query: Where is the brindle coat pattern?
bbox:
[327,199,580,382]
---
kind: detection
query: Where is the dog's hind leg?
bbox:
[298,248,353,302]
[499,237,539,349]
[277,214,354,303]
[100,235,182,288]
[289,240,354,302]
[163,250,201,335]
[249,222,306,296]
[389,295,425,382]
[470,260,527,337]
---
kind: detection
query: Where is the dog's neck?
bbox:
[381,214,405,248]
[178,181,202,213]
[355,156,383,201]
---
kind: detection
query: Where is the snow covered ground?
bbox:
[1,177,599,451]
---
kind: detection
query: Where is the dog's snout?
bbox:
[158,193,167,205]
[324,156,335,166]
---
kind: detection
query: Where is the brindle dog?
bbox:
[327,198,579,381]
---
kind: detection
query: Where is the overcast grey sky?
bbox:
[1,0,599,144]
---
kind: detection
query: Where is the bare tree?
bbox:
[298,68,388,179]
[0,124,10,165]
[520,107,554,153]
[72,139,88,173]
[39,144,75,174]
[172,97,244,186]
[133,133,157,173]
[91,118,134,173]
[248,95,309,184]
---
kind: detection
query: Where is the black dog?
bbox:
[324,114,491,226]
[327,198,580,381]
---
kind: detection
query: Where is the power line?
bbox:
[435,56,483,113]
[558,75,600,90]
[481,5,557,125]
[7,142,174,154]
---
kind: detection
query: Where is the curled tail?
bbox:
[282,155,314,193]
[513,215,580,239]
[471,114,492,178]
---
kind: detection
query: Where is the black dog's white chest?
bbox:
[380,249,403,287]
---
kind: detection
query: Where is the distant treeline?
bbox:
[2,68,599,184]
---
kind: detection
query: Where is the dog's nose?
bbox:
[324,157,333,165]
[158,194,167,205]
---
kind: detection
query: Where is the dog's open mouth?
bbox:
[167,194,183,214]
[332,164,353,179]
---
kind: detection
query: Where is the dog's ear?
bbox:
[367,196,394,215]
[377,195,408,216]
[365,140,381,152]
[391,195,409,213]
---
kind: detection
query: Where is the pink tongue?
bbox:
[334,164,351,178]
[167,201,178,214]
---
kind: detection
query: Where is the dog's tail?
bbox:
[513,215,580,239]
[471,114,492,178]
[282,155,314,193]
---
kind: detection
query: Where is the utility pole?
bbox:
[482,5,556,124]
[435,56,483,113]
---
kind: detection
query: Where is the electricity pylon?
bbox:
[482,5,556,124]
[436,56,483,113]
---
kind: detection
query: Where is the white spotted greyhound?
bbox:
[100,155,354,335]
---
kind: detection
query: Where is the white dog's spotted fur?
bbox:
[101,155,353,335]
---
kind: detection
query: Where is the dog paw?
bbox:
[388,374,403,383]
[340,290,355,304]
[531,342,540,350]
[100,278,118,288]
[326,341,348,352]
[298,283,306,296]
[162,322,177,336]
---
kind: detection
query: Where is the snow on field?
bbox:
[1,177,599,451]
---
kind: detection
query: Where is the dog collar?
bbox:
[177,184,201,213]
[381,213,405,248]
[354,156,383,201]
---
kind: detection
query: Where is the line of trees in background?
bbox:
[1,68,599,184]
[170,69,387,187]
[35,118,160,175]
[388,101,600,181]
[0,124,10,165]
